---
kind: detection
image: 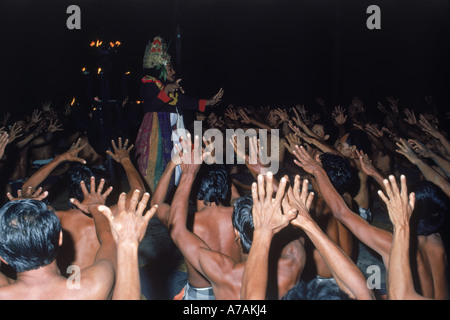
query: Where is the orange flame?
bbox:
[81,67,86,72]
[90,41,95,47]
[70,97,76,106]
[125,71,131,75]
[97,67,102,74]
[115,41,121,46]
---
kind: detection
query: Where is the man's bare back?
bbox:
[185,204,241,288]
[56,209,100,272]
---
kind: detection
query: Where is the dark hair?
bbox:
[319,153,354,195]
[346,129,372,156]
[66,164,111,208]
[282,278,351,300]
[412,181,449,236]
[314,119,338,145]
[197,164,229,206]
[0,199,62,273]
[232,195,254,254]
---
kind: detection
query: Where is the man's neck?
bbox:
[15,260,63,286]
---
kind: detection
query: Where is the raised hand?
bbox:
[179,133,208,175]
[288,123,314,145]
[30,109,43,125]
[47,119,63,133]
[395,138,420,165]
[164,79,184,95]
[365,123,384,138]
[273,108,289,122]
[287,175,315,230]
[7,186,48,202]
[351,96,365,114]
[377,175,415,229]
[381,127,399,142]
[419,114,440,139]
[229,133,247,163]
[8,122,23,143]
[224,108,239,121]
[292,144,323,174]
[106,137,134,163]
[206,88,224,106]
[41,100,52,112]
[284,132,302,155]
[246,136,268,176]
[251,173,296,236]
[295,104,311,126]
[59,138,87,164]
[408,139,434,158]
[238,108,252,124]
[331,105,348,125]
[403,108,417,126]
[355,149,378,176]
[70,176,113,214]
[98,190,158,244]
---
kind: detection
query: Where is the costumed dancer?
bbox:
[135,36,223,192]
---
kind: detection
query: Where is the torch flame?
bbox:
[98,67,102,74]
[125,71,131,75]
[96,39,102,47]
[81,67,86,72]
[110,42,115,47]
[115,41,121,46]
[90,41,95,47]
[71,97,76,106]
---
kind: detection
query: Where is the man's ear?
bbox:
[234,228,242,246]
[0,257,8,265]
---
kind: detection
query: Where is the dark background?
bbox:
[1,0,449,119]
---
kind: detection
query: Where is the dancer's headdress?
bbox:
[143,36,171,81]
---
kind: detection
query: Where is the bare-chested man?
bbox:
[293,144,449,300]
[16,137,145,272]
[162,135,305,299]
[152,158,242,299]
[0,178,116,299]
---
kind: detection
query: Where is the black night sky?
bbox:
[1,0,449,119]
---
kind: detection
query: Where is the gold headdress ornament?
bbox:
[143,36,171,81]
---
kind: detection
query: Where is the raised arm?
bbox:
[419,115,450,157]
[396,138,450,198]
[71,177,116,298]
[409,139,450,178]
[292,145,393,265]
[106,138,145,203]
[377,175,429,300]
[355,149,386,192]
[288,176,375,300]
[167,135,233,287]
[241,173,295,300]
[21,138,86,192]
[99,190,158,300]
[150,154,178,226]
